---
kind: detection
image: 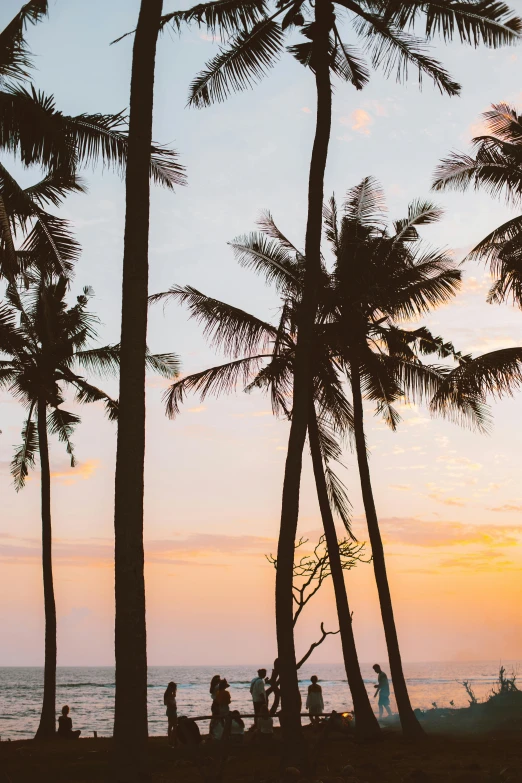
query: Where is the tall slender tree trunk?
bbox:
[308,408,380,739]
[35,397,56,740]
[113,1,163,778]
[275,0,333,763]
[350,359,424,739]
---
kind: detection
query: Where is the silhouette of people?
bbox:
[177,716,201,746]
[373,664,392,719]
[250,668,267,725]
[57,705,81,739]
[164,681,178,745]
[215,678,231,715]
[306,675,324,725]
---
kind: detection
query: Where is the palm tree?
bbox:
[317,177,468,737]
[0,277,118,740]
[430,102,522,423]
[0,276,179,741]
[112,2,183,778]
[151,182,465,737]
[150,275,381,737]
[168,0,521,747]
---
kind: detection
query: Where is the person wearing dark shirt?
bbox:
[57,705,81,739]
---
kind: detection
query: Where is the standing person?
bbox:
[209,674,221,701]
[57,706,81,739]
[306,675,324,726]
[250,668,267,725]
[373,665,392,719]
[215,679,231,716]
[164,682,178,745]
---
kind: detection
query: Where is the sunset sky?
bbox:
[1,0,522,668]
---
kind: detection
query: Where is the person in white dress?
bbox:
[306,675,324,726]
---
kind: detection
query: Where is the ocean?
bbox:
[1,661,518,740]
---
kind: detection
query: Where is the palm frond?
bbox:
[47,406,80,466]
[20,213,81,278]
[161,0,268,35]
[393,199,444,242]
[229,231,299,290]
[343,175,386,228]
[151,284,277,358]
[481,102,522,142]
[325,463,354,538]
[0,87,186,188]
[256,210,300,252]
[11,406,37,491]
[331,35,369,90]
[187,19,284,108]
[74,344,120,376]
[0,0,48,85]
[432,144,522,203]
[146,350,181,378]
[164,355,269,417]
[382,0,521,47]
[346,3,461,96]
[323,195,340,250]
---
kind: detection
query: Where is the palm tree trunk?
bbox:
[113,0,163,778]
[275,0,333,763]
[350,359,424,738]
[308,407,380,739]
[35,397,56,740]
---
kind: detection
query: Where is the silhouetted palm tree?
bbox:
[112,2,186,779]
[319,177,467,736]
[0,275,179,741]
[0,277,118,740]
[151,274,381,737]
[169,0,521,747]
[151,180,465,736]
[430,102,522,422]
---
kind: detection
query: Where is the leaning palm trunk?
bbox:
[35,397,57,740]
[275,0,333,762]
[350,359,423,738]
[113,0,163,777]
[308,408,380,739]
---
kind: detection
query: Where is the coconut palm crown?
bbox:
[431,103,522,422]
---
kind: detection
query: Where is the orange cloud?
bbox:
[490,504,522,513]
[370,517,522,549]
[0,532,277,568]
[340,109,373,136]
[50,459,99,485]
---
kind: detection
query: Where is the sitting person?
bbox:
[57,705,81,739]
[256,703,274,742]
[230,710,245,744]
[177,716,201,746]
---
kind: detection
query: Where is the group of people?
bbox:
[163,665,392,744]
[54,664,391,744]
